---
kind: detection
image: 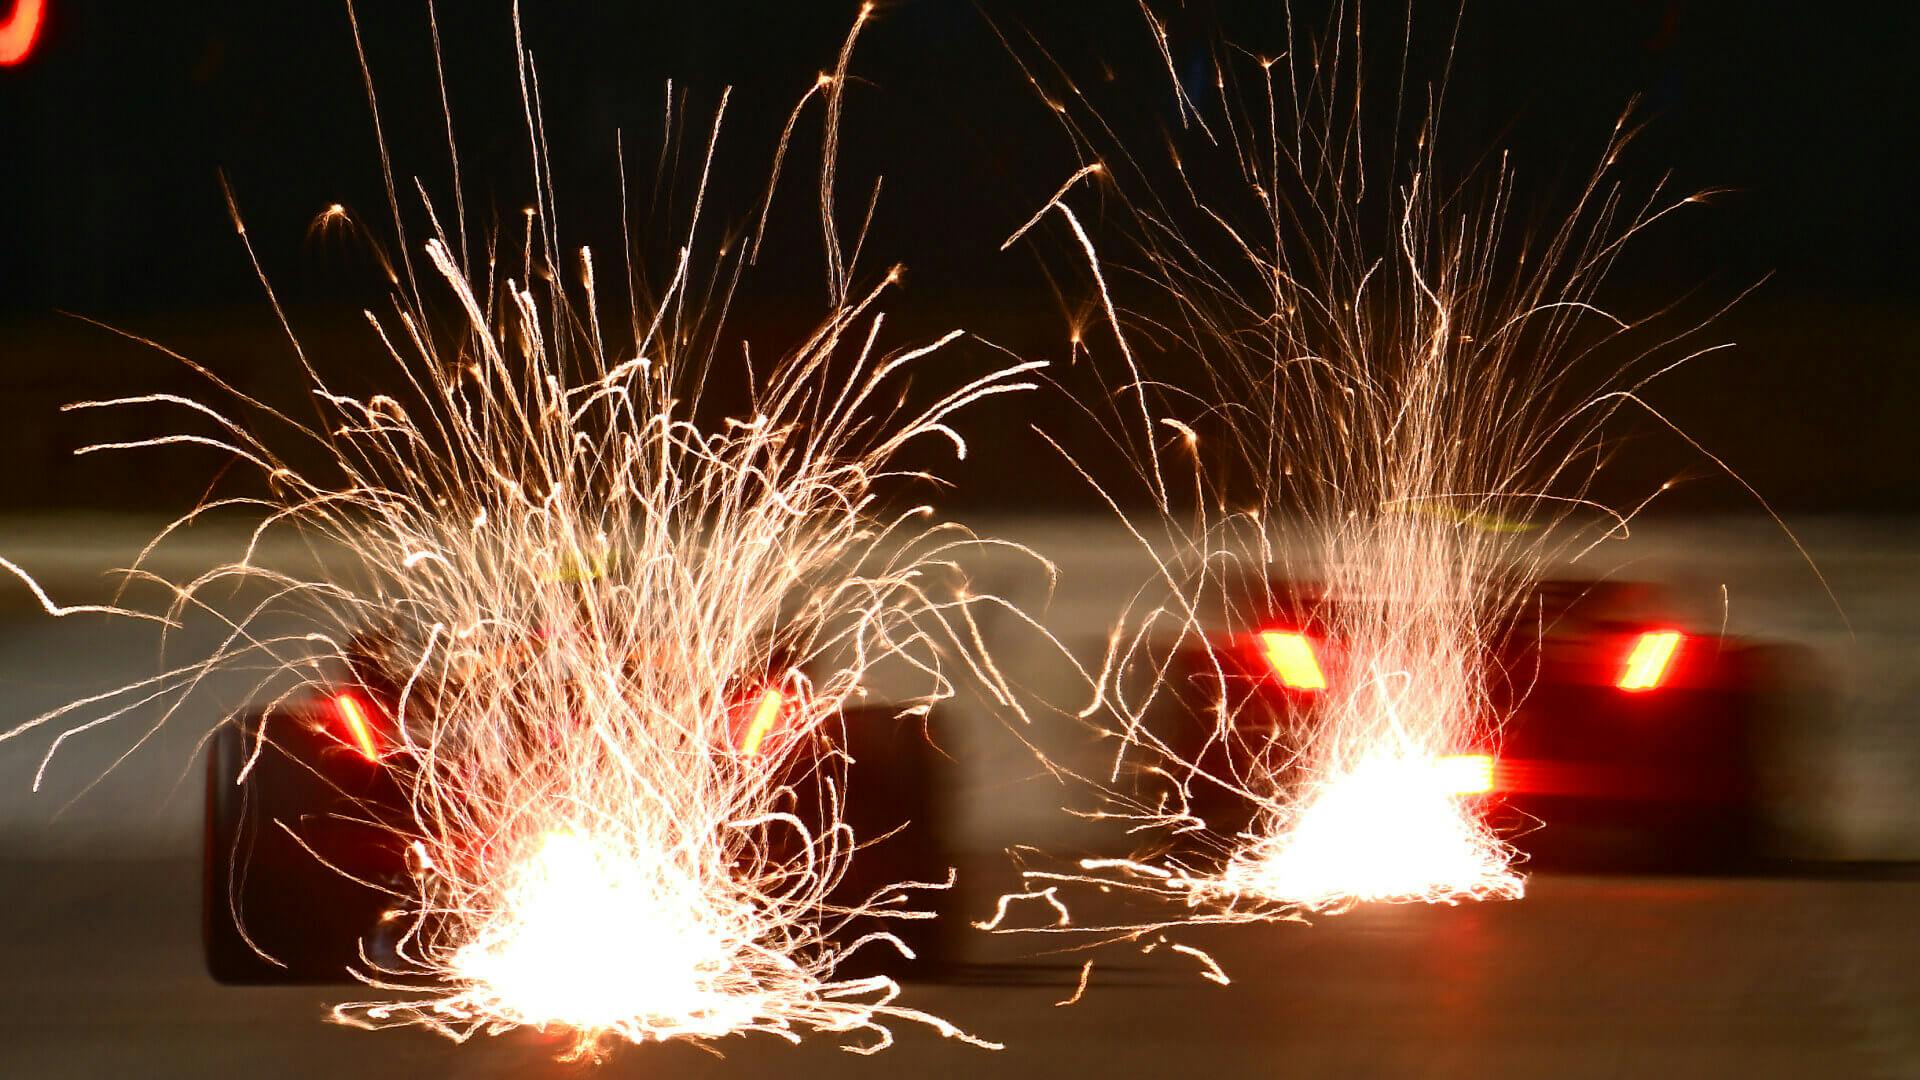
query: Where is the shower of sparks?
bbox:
[1,4,1036,1060]
[986,3,1751,939]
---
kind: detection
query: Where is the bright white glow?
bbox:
[1208,751,1523,911]
[449,831,757,1038]
[1434,752,1495,796]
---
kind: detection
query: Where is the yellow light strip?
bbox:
[1617,631,1683,691]
[740,689,785,756]
[1257,630,1327,690]
[335,694,380,761]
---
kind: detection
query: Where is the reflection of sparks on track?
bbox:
[1,4,1033,1060]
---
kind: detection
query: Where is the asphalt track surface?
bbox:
[1,858,1915,1079]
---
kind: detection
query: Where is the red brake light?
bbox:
[333,693,381,761]
[1257,630,1326,691]
[0,0,46,67]
[739,688,785,756]
[1435,753,1495,796]
[1616,631,1684,692]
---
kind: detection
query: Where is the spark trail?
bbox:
[2,4,1036,1060]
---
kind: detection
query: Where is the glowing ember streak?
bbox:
[1617,631,1684,691]
[739,688,784,756]
[1257,631,1326,691]
[0,0,43,66]
[333,694,379,762]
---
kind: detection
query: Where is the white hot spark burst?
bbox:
[981,2,1784,945]
[2,3,1039,1060]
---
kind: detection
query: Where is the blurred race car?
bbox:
[1159,577,1825,865]
[203,635,954,984]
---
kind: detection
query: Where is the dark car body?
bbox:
[203,677,954,984]
[1157,578,1825,865]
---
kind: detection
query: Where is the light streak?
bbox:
[1616,630,1683,691]
[738,688,784,756]
[1257,630,1326,691]
[0,0,44,66]
[333,694,379,762]
[1,4,1035,1060]
[1054,960,1094,1007]
[1169,944,1229,986]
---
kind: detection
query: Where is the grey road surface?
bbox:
[3,514,1919,1077]
[0,858,1915,1078]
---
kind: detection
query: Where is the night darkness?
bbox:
[6,7,1920,1074]
[2,1,1915,513]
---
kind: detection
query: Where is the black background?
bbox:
[1,1,1914,513]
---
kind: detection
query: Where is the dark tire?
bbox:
[1731,642,1834,862]
[827,705,958,978]
[202,714,399,984]
[203,721,289,984]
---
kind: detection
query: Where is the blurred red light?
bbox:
[0,0,45,67]
[333,693,380,761]
[739,688,784,756]
[1616,630,1684,692]
[1257,630,1327,691]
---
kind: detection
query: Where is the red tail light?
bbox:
[738,688,785,756]
[1257,630,1327,691]
[1616,630,1684,692]
[0,0,46,67]
[1435,753,1496,796]
[332,693,381,762]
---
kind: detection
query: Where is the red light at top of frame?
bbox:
[1257,630,1327,691]
[1,0,46,67]
[1616,630,1684,692]
[332,693,381,762]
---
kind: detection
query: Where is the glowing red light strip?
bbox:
[739,689,784,756]
[1257,630,1326,690]
[0,0,46,67]
[334,694,380,761]
[1616,630,1683,692]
